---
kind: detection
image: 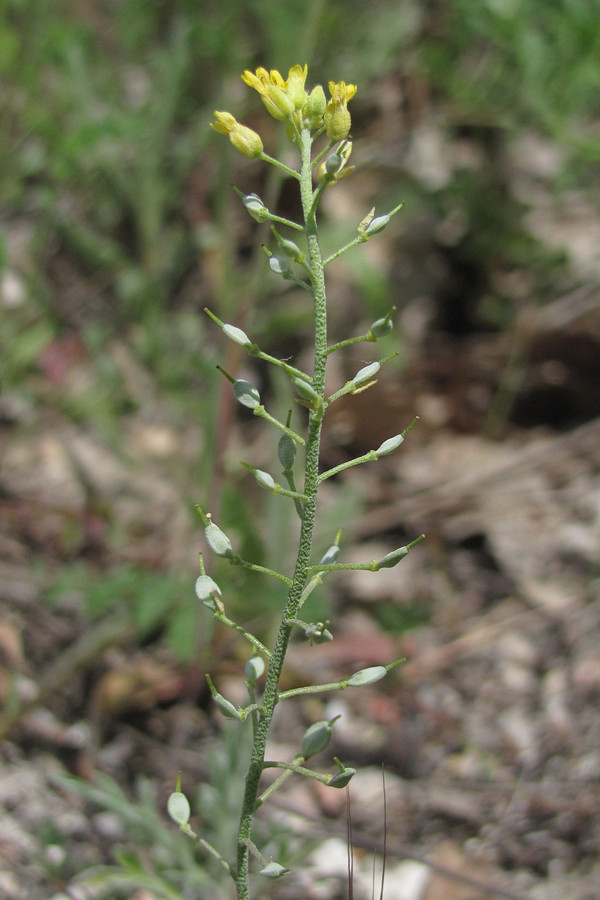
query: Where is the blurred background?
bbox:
[1,1,600,897]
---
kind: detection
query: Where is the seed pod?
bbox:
[243,192,269,222]
[352,361,380,386]
[375,433,404,456]
[376,545,410,569]
[301,719,333,758]
[347,666,387,687]
[233,379,260,409]
[223,324,252,347]
[328,766,356,789]
[167,791,190,826]
[254,468,276,491]
[205,522,234,558]
[259,862,289,879]
[318,544,340,567]
[245,655,265,683]
[278,433,296,470]
[194,574,222,609]
[269,254,292,277]
[291,376,320,405]
[369,314,393,339]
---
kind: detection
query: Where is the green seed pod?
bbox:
[376,545,409,569]
[375,433,404,456]
[328,766,356,789]
[167,790,190,825]
[301,720,333,758]
[269,254,292,277]
[319,544,340,567]
[259,862,289,879]
[291,376,320,404]
[353,361,380,386]
[278,433,296,470]
[206,675,243,720]
[368,314,394,339]
[243,192,269,222]
[233,379,260,409]
[194,574,222,608]
[347,665,387,687]
[223,324,252,347]
[205,522,234,558]
[254,468,276,491]
[245,655,265,683]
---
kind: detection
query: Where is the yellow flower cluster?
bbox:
[211,65,357,157]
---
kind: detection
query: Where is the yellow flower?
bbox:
[242,65,307,120]
[210,111,263,158]
[324,80,357,140]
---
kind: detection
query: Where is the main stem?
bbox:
[235,126,327,898]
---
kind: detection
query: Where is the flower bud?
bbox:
[304,84,326,126]
[324,81,357,141]
[233,379,260,409]
[278,433,296,470]
[167,791,190,826]
[375,433,404,456]
[347,666,387,687]
[245,655,265,683]
[305,621,333,643]
[205,521,234,558]
[229,124,263,158]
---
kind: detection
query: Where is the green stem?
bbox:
[235,124,328,899]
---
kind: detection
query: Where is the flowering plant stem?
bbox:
[173,64,418,897]
[235,124,327,897]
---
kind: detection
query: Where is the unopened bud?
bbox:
[305,621,333,643]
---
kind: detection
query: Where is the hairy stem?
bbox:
[235,125,327,898]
